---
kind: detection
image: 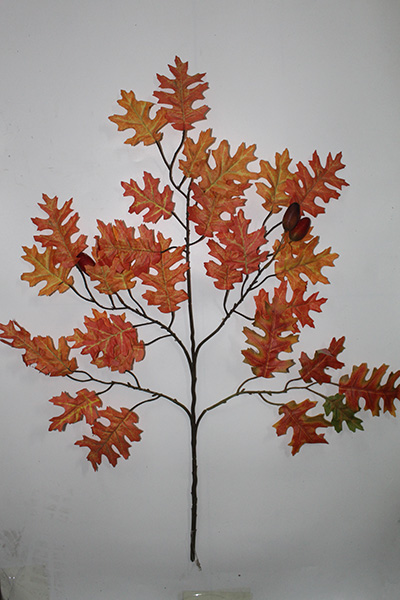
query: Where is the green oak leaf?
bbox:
[323,393,364,433]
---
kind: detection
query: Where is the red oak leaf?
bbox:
[49,389,103,431]
[32,194,87,268]
[339,364,400,416]
[204,239,243,290]
[95,220,161,276]
[68,310,145,373]
[0,320,77,376]
[139,234,188,313]
[205,210,268,289]
[83,245,137,294]
[299,336,345,384]
[290,285,327,329]
[216,210,268,274]
[188,183,245,238]
[122,172,175,223]
[242,282,299,378]
[75,406,142,470]
[273,399,331,455]
[285,151,349,217]
[154,56,209,131]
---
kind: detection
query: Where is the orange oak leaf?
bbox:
[299,336,345,384]
[339,364,400,416]
[274,232,338,291]
[256,149,294,213]
[220,211,268,273]
[49,389,103,432]
[21,245,73,295]
[32,194,87,268]
[0,320,77,376]
[0,320,31,352]
[254,282,299,333]
[68,309,145,373]
[285,151,349,217]
[203,239,243,290]
[139,234,188,313]
[198,139,257,197]
[290,285,327,329]
[75,406,142,470]
[273,399,331,455]
[85,248,137,295]
[205,210,268,289]
[189,183,246,238]
[122,172,175,223]
[242,283,299,378]
[154,56,209,131]
[95,220,161,276]
[179,129,216,179]
[109,90,168,146]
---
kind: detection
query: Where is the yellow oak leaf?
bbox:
[274,234,338,291]
[256,149,294,213]
[109,90,168,146]
[21,245,73,295]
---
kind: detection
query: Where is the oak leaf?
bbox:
[274,232,338,291]
[205,210,268,289]
[290,285,327,329]
[95,220,161,276]
[179,129,216,179]
[154,56,209,131]
[85,249,137,295]
[242,282,299,378]
[122,172,175,223]
[299,336,345,384]
[140,234,188,313]
[339,364,400,416]
[323,393,364,433]
[273,399,331,455]
[203,239,243,290]
[109,90,168,146]
[49,389,103,432]
[21,245,73,295]
[285,151,349,217]
[198,139,257,197]
[188,183,245,238]
[256,149,294,213]
[32,194,87,268]
[68,309,145,373]
[218,211,268,274]
[0,320,77,376]
[75,406,142,470]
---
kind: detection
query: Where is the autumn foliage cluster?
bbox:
[1,57,399,561]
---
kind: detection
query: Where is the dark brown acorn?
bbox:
[289,216,311,241]
[282,202,301,231]
[76,251,95,274]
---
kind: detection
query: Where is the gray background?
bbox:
[1,1,400,598]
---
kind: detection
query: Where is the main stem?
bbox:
[184,181,201,565]
[189,379,199,563]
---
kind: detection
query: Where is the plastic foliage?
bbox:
[1,57,399,566]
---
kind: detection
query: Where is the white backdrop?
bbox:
[1,1,400,599]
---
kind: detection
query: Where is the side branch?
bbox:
[67,371,191,418]
[196,379,334,427]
